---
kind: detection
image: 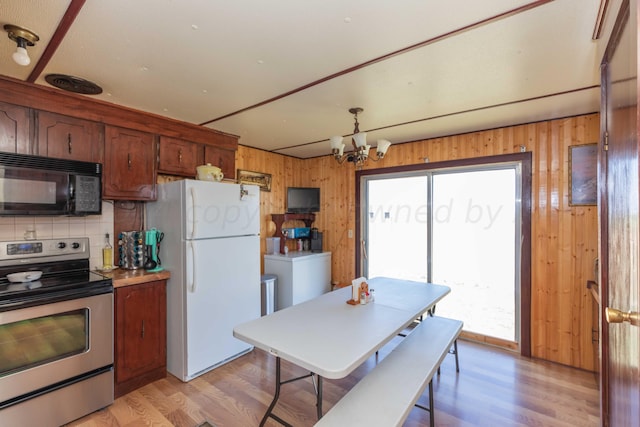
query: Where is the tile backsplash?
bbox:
[0,201,114,270]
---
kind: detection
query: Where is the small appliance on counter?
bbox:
[118,230,165,271]
[118,230,144,269]
[310,227,323,253]
[266,237,280,255]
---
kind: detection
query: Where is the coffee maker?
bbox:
[310,227,323,253]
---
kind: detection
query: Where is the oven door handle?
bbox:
[188,240,196,293]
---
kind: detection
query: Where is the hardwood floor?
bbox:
[66,339,600,427]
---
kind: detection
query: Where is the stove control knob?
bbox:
[57,242,67,249]
[71,242,80,249]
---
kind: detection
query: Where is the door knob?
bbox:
[605,307,639,326]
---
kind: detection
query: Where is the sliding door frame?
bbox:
[355,152,532,356]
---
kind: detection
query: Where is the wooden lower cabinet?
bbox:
[114,280,167,398]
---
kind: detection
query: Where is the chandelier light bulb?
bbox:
[330,136,344,150]
[12,46,30,66]
[352,132,367,148]
[377,139,392,155]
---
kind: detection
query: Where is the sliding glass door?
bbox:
[366,175,429,282]
[362,162,522,346]
[430,168,518,342]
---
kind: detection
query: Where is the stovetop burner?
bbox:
[0,238,112,311]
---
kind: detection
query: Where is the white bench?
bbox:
[315,316,463,427]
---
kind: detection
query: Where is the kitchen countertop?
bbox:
[95,268,171,288]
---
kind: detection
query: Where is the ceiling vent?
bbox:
[45,74,103,95]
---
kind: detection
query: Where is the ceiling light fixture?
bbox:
[330,108,391,168]
[4,24,39,66]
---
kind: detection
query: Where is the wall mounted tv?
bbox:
[286,187,320,213]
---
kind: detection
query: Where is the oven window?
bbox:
[0,309,88,376]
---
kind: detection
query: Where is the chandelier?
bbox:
[329,107,391,168]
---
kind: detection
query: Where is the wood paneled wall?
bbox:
[235,148,305,271]
[237,113,600,371]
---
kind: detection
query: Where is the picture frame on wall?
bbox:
[569,143,598,206]
[237,169,272,192]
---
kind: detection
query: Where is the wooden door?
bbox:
[114,281,166,397]
[158,136,203,176]
[599,0,640,425]
[0,101,31,153]
[104,125,156,200]
[204,145,235,180]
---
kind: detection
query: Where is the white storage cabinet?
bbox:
[264,252,331,310]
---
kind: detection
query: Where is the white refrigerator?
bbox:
[146,179,261,381]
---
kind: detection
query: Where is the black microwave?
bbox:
[0,152,102,216]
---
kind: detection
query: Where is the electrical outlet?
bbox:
[348,229,353,238]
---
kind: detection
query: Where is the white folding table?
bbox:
[233,277,450,426]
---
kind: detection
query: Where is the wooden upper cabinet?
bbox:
[0,101,31,154]
[36,111,104,163]
[158,136,202,177]
[204,145,236,181]
[104,125,156,200]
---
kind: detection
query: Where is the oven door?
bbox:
[0,292,113,403]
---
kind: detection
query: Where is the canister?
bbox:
[266,237,280,255]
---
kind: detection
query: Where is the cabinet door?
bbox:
[204,145,235,181]
[104,125,156,200]
[37,111,104,163]
[0,101,31,154]
[158,136,202,176]
[115,281,166,384]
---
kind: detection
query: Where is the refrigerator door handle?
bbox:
[189,240,197,292]
[189,186,197,239]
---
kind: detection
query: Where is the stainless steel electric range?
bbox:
[0,237,114,426]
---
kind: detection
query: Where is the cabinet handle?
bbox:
[178,149,183,163]
[127,153,132,170]
[141,320,145,338]
[67,133,72,154]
